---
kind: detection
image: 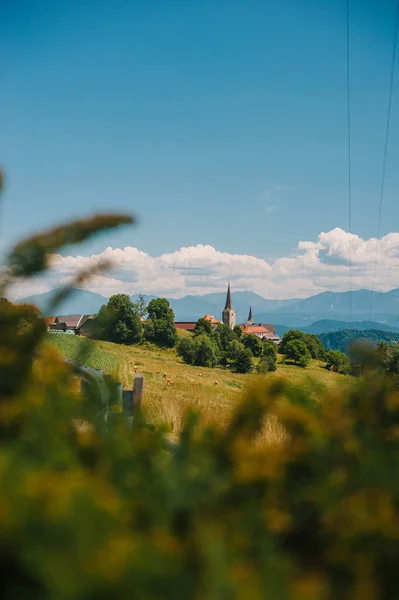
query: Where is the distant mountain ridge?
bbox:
[254,288,399,327]
[21,289,108,316]
[20,286,399,329]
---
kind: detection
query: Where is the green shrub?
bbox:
[177,334,220,367]
[235,347,253,373]
[176,336,196,364]
[325,349,352,374]
[192,333,220,367]
[256,355,277,373]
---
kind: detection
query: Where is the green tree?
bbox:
[325,350,351,374]
[233,325,243,339]
[235,347,253,373]
[257,355,277,373]
[194,317,213,337]
[262,338,278,359]
[284,339,311,367]
[96,294,142,345]
[214,323,236,352]
[144,298,177,347]
[259,339,277,372]
[177,337,196,365]
[243,334,263,357]
[280,329,326,360]
[226,339,245,362]
[303,333,326,360]
[279,330,305,354]
[193,334,220,368]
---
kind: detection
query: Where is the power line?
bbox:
[369,0,399,325]
[346,0,353,329]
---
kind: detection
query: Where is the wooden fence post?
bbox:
[133,373,144,410]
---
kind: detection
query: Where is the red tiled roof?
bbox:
[241,325,270,334]
[262,323,276,334]
[203,314,220,324]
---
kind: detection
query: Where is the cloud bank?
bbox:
[8,227,399,300]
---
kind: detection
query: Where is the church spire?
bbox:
[224,282,233,310]
[222,282,236,329]
[247,306,253,323]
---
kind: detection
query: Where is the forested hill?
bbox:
[318,329,399,353]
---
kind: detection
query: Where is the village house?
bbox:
[239,307,281,344]
[50,314,96,335]
[176,285,280,344]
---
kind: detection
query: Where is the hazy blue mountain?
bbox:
[272,289,399,322]
[161,292,297,324]
[255,288,399,328]
[20,286,399,328]
[20,289,108,315]
[272,324,293,337]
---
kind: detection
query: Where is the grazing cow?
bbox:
[199,373,203,377]
[214,381,219,385]
[156,370,160,374]
[163,372,167,378]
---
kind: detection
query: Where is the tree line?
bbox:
[93,294,177,347]
[84,294,356,375]
[177,317,278,374]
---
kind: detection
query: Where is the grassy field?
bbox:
[46,333,349,441]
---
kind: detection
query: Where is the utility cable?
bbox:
[369,0,399,326]
[346,0,353,329]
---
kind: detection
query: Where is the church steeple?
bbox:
[224,282,233,310]
[247,306,253,324]
[222,282,236,329]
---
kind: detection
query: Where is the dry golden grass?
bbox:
[47,335,350,442]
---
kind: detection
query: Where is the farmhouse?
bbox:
[240,306,281,344]
[49,314,96,335]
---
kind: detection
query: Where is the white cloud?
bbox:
[6,227,399,300]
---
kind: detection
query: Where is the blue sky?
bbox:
[1,0,399,298]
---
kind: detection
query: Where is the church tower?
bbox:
[222,283,236,329]
[247,306,253,325]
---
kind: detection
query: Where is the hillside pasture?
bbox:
[46,334,349,442]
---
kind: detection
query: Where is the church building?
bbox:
[222,283,236,329]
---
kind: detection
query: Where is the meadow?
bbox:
[47,332,349,442]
